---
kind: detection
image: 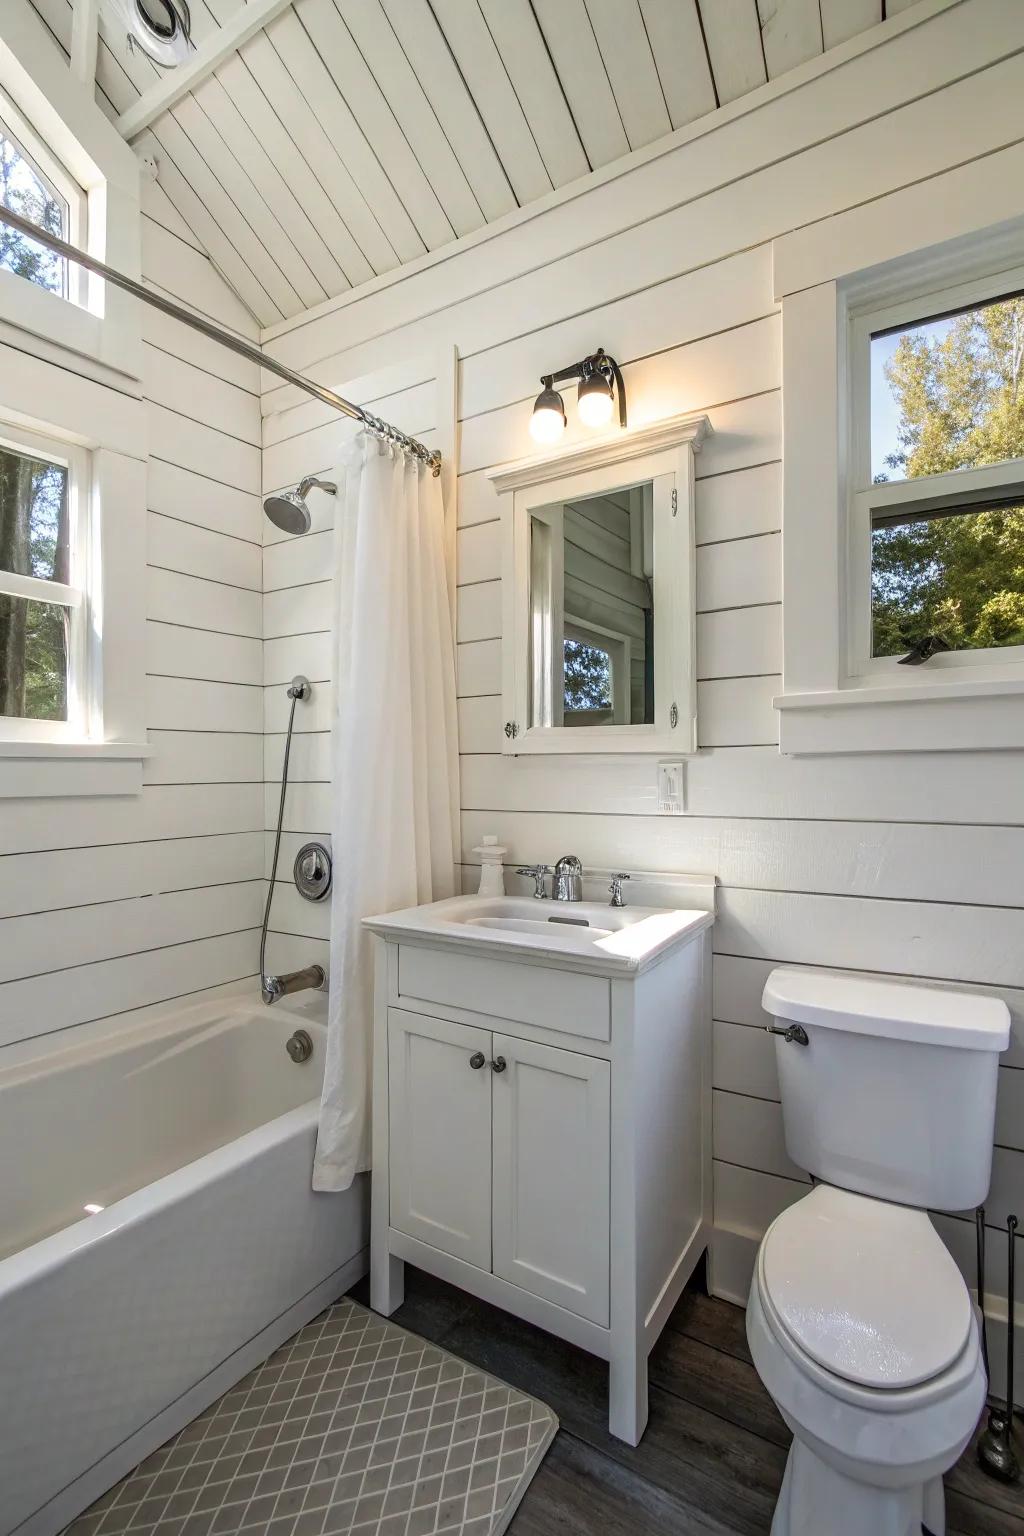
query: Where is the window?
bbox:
[564,619,631,726]
[0,92,85,305]
[775,250,1024,755]
[849,276,1024,680]
[0,0,143,384]
[859,285,1024,669]
[0,426,92,742]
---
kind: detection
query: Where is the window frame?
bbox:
[0,362,148,791]
[774,251,1024,755]
[846,269,1024,686]
[563,615,631,726]
[0,1,142,385]
[0,88,88,307]
[0,422,94,744]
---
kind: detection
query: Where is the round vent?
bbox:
[103,0,194,67]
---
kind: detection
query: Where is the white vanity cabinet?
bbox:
[388,1009,611,1324]
[366,890,713,1446]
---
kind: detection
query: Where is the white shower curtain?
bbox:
[312,432,460,1193]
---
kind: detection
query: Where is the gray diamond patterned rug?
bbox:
[66,1298,558,1536]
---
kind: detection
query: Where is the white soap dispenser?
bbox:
[473,835,507,897]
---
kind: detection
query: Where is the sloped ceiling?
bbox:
[32,0,924,328]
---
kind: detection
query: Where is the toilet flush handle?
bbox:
[765,1022,809,1046]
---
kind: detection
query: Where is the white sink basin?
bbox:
[364,894,713,975]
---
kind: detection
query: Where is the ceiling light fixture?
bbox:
[529,349,627,444]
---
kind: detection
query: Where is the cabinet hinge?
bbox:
[671,489,678,516]
[504,720,519,740]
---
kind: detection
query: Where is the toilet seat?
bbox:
[758,1185,973,1400]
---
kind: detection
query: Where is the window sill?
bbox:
[0,739,150,797]
[775,677,1024,755]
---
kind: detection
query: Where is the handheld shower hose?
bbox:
[260,677,326,1005]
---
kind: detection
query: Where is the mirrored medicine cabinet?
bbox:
[487,413,710,755]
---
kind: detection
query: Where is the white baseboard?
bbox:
[707,1225,758,1307]
[19,1248,369,1536]
[976,1300,1024,1410]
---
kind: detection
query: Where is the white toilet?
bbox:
[746,968,1010,1536]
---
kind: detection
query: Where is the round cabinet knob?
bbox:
[491,1056,507,1074]
[469,1051,486,1070]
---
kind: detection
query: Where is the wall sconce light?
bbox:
[530,349,627,444]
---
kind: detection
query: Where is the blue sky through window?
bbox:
[870,314,953,481]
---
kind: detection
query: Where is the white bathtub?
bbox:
[0,991,368,1536]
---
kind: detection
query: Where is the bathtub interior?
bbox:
[1,1003,325,1262]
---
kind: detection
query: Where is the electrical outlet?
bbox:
[657,760,685,814]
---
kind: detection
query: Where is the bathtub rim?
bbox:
[0,995,330,1293]
[0,975,309,1076]
[0,982,320,1090]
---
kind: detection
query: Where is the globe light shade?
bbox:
[530,386,567,443]
[577,372,615,428]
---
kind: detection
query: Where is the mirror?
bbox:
[490,411,709,755]
[528,483,654,730]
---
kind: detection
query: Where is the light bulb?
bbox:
[577,371,614,428]
[577,387,614,428]
[530,386,566,443]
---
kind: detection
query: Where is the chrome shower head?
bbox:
[263,489,311,536]
[262,476,337,536]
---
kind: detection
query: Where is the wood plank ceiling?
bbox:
[31,0,924,328]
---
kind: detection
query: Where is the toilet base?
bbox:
[772,1438,945,1536]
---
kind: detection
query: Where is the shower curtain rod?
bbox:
[0,206,442,475]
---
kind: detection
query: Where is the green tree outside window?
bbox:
[0,447,70,720]
[0,118,67,294]
[872,295,1024,656]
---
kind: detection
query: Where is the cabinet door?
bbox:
[491,1034,610,1325]
[388,1009,492,1270]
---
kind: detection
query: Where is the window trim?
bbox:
[0,88,88,307]
[847,269,1024,686]
[0,391,149,792]
[0,422,93,743]
[564,615,632,726]
[0,1,141,386]
[775,237,1024,755]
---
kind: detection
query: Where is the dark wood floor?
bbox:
[349,1264,1024,1536]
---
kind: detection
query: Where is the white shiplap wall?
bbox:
[259,0,1024,1349]
[0,185,264,1055]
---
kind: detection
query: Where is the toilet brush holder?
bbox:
[978,1213,1020,1483]
[976,1208,989,1375]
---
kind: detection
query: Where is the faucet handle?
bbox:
[608,873,631,907]
[516,864,550,899]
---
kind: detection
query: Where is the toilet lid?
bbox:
[760,1186,972,1390]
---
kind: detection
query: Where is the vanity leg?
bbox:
[608,1339,649,1446]
[370,1249,405,1317]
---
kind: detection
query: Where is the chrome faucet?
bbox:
[517,864,550,899]
[261,964,326,1007]
[608,873,631,907]
[552,855,583,902]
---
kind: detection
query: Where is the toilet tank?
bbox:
[762,969,1009,1210]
